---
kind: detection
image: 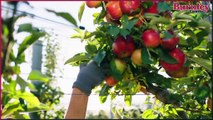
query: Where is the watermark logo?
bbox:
[173,3,209,12]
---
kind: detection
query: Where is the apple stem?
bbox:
[101,1,106,11]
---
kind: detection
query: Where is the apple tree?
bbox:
[53,1,212,119]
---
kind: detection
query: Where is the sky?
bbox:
[2,1,150,117]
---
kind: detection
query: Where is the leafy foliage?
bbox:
[2,2,49,118]
[65,1,212,119]
[30,33,65,119]
[2,2,64,119]
[46,9,78,27]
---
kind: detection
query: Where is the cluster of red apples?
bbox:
[86,1,189,86]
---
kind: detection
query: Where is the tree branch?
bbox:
[2,3,18,74]
[146,84,188,119]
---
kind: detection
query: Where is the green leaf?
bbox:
[120,29,130,38]
[107,25,120,37]
[85,44,97,54]
[111,62,123,81]
[196,29,209,44]
[99,84,110,103]
[149,17,170,25]
[17,23,33,33]
[70,28,85,39]
[17,32,45,57]
[189,57,212,72]
[126,19,138,31]
[65,53,89,65]
[145,73,172,88]
[124,95,132,106]
[194,86,210,99]
[25,103,50,113]
[185,37,195,46]
[120,15,137,31]
[46,9,78,27]
[120,15,129,27]
[99,96,108,104]
[3,24,9,36]
[3,80,17,94]
[193,40,208,51]
[183,29,198,44]
[2,101,22,118]
[110,60,123,81]
[142,109,158,119]
[17,76,36,92]
[163,31,173,40]
[188,50,206,59]
[179,36,188,46]
[14,52,25,64]
[16,91,40,106]
[93,51,106,66]
[12,112,30,119]
[188,21,198,27]
[11,66,21,74]
[78,3,85,22]
[142,2,153,9]
[28,70,49,83]
[198,19,211,30]
[144,13,159,19]
[2,91,11,106]
[16,76,27,92]
[157,2,171,13]
[174,14,195,22]
[99,84,110,96]
[70,33,82,39]
[94,9,106,24]
[142,47,153,64]
[155,47,177,64]
[183,59,190,67]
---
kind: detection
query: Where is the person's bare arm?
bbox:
[64,61,108,119]
[65,88,88,119]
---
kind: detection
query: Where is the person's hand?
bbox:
[72,61,108,96]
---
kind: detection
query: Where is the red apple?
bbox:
[120,0,140,15]
[141,29,160,48]
[135,18,143,27]
[135,17,143,27]
[131,49,142,66]
[145,2,158,14]
[105,76,118,86]
[112,36,135,58]
[160,48,186,71]
[106,1,123,20]
[105,13,121,25]
[86,1,101,8]
[166,66,189,78]
[161,37,179,50]
[161,31,180,50]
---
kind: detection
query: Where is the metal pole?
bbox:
[29,40,43,119]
